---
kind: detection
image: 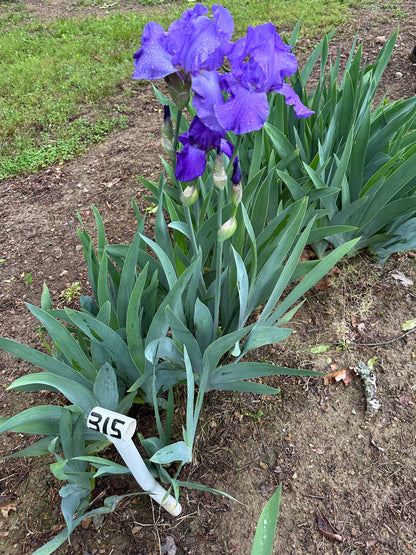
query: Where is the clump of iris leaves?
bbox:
[1,10,416,555]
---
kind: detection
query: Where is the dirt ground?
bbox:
[1,1,416,553]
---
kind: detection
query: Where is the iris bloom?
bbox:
[175,116,232,182]
[212,23,314,134]
[132,4,233,109]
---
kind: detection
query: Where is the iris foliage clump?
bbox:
[241,27,416,261]
[4,2,414,553]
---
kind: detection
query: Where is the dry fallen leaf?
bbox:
[391,271,414,288]
[314,266,341,291]
[398,395,414,406]
[316,509,343,541]
[299,248,315,262]
[357,322,366,336]
[323,366,356,386]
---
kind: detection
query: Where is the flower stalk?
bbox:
[213,187,224,340]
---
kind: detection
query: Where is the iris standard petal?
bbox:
[175,144,208,181]
[227,24,298,93]
[132,22,176,80]
[168,5,223,75]
[192,70,225,131]
[212,4,234,53]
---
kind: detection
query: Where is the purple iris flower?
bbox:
[132,4,233,93]
[211,23,314,134]
[175,116,232,182]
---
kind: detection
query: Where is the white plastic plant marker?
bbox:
[87,407,182,516]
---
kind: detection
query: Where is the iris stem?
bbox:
[184,204,199,261]
[171,109,183,198]
[170,108,199,261]
[213,188,224,340]
[172,109,182,168]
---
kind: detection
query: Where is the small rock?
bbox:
[188,519,199,533]
[375,35,386,44]
[395,71,403,79]
[93,513,105,530]
[161,536,177,555]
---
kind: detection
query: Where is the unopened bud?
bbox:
[180,185,198,207]
[213,151,227,190]
[161,134,176,162]
[218,216,237,241]
[231,183,242,207]
[165,73,191,111]
[231,157,242,185]
[162,105,173,141]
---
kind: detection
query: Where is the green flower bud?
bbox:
[161,134,176,162]
[231,183,242,207]
[218,216,237,241]
[162,105,173,141]
[165,73,191,111]
[180,185,198,207]
[213,151,227,190]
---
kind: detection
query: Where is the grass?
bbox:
[0,0,394,181]
[0,12,172,180]
[203,0,359,36]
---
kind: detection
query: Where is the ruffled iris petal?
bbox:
[215,87,269,135]
[279,84,315,118]
[132,22,176,80]
[175,144,208,181]
[167,4,233,75]
[185,116,224,151]
[212,4,234,54]
[216,22,312,128]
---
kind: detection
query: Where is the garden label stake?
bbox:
[87,407,182,516]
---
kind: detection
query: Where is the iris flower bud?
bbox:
[161,105,175,161]
[231,157,242,185]
[162,105,173,141]
[231,183,242,207]
[165,73,191,111]
[218,216,237,241]
[213,149,227,191]
[161,135,175,162]
[180,185,198,207]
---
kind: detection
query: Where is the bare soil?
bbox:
[1,1,416,554]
